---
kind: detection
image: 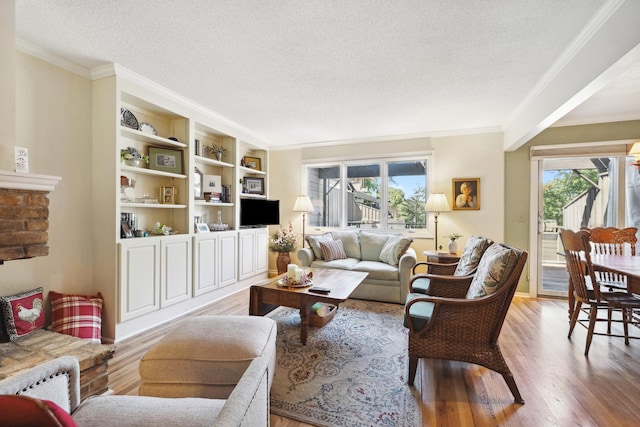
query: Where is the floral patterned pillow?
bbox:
[454,236,493,276]
[466,244,519,299]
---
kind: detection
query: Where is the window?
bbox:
[305,158,428,231]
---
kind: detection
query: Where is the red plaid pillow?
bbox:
[49,291,103,343]
[0,287,45,341]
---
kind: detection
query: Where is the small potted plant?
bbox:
[204,144,227,162]
[445,233,463,254]
[121,147,149,167]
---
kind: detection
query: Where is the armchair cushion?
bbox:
[454,236,493,276]
[403,293,435,330]
[466,243,519,299]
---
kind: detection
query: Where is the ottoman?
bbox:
[138,315,277,399]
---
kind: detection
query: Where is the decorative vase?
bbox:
[216,152,223,162]
[125,158,143,167]
[276,252,291,275]
[448,240,458,255]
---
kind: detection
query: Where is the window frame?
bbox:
[302,155,433,236]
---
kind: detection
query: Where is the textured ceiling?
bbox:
[14,0,640,148]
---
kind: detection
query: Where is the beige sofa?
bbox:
[298,230,417,304]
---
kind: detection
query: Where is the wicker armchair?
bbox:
[409,236,493,294]
[404,243,528,404]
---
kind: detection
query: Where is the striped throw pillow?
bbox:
[319,239,347,261]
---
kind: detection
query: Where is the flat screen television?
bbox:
[240,198,280,227]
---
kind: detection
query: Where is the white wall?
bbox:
[1,52,94,318]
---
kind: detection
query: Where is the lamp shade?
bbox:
[425,193,450,213]
[293,195,314,213]
[629,141,640,158]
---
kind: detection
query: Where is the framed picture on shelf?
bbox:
[196,223,210,233]
[244,177,264,195]
[452,178,480,210]
[160,186,176,204]
[149,146,183,174]
[203,174,222,194]
[243,156,261,171]
[120,221,133,238]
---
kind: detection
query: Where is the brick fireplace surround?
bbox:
[0,171,61,263]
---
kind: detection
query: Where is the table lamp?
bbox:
[293,195,314,248]
[425,193,450,252]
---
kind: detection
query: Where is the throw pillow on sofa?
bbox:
[379,235,413,266]
[319,239,348,261]
[306,233,333,260]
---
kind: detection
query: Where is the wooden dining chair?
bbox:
[409,236,493,295]
[580,226,638,290]
[560,229,640,356]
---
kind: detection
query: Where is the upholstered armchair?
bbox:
[409,236,493,295]
[404,243,528,404]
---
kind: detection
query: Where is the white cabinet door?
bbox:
[238,229,256,280]
[119,239,160,322]
[193,233,218,296]
[255,228,269,274]
[219,232,237,287]
[160,235,192,307]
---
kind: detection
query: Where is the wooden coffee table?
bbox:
[249,268,368,344]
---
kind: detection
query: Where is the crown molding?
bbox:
[15,38,91,78]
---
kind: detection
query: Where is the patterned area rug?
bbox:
[269,299,421,427]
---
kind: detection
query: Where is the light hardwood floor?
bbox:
[108,290,640,426]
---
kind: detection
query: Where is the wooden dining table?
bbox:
[590,254,640,296]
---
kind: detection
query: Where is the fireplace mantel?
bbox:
[0,170,61,191]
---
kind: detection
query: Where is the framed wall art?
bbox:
[243,156,261,171]
[452,178,480,210]
[244,177,264,195]
[149,146,183,175]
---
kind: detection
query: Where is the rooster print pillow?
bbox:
[0,287,45,341]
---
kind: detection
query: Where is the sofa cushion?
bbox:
[330,230,361,259]
[466,244,519,299]
[319,239,347,261]
[0,287,45,341]
[379,235,413,266]
[49,291,103,343]
[306,233,333,260]
[310,258,360,270]
[454,236,493,276]
[353,261,399,281]
[360,232,392,261]
[73,395,225,427]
